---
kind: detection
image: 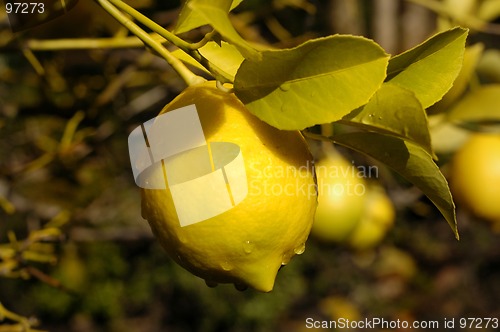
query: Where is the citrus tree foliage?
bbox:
[4,0,500,328]
[171,0,467,238]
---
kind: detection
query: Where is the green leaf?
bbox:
[327,127,458,239]
[431,43,484,113]
[198,41,245,82]
[342,83,433,156]
[447,85,500,123]
[230,0,244,10]
[429,114,470,154]
[175,0,242,34]
[478,0,500,21]
[386,27,468,109]
[234,35,389,130]
[181,0,260,60]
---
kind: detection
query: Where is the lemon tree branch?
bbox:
[95,0,205,86]
[25,35,161,51]
[107,0,214,51]
[104,0,226,81]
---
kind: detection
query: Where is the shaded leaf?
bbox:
[477,49,500,83]
[234,35,389,130]
[387,27,468,109]
[447,85,500,123]
[326,126,458,238]
[342,83,433,156]
[198,41,245,82]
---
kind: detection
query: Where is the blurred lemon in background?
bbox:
[348,185,396,251]
[311,151,366,243]
[450,133,500,228]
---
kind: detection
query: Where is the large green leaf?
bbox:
[175,0,242,34]
[447,85,500,123]
[325,126,458,239]
[342,83,433,156]
[234,35,389,130]
[179,0,260,60]
[386,27,468,109]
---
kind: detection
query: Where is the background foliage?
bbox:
[1,0,500,331]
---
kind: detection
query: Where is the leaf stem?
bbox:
[95,0,205,86]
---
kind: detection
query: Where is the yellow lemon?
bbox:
[348,186,395,250]
[311,152,367,243]
[450,133,500,224]
[319,296,361,321]
[140,82,317,292]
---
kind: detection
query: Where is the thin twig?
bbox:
[25,35,160,51]
[107,0,214,51]
[95,0,205,86]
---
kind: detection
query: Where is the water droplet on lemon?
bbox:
[294,243,306,255]
[221,261,233,271]
[243,240,254,254]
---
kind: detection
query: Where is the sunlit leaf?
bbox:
[175,0,242,34]
[342,83,433,156]
[387,27,468,109]
[176,0,260,60]
[326,126,458,238]
[234,35,389,130]
[431,43,484,113]
[477,0,500,21]
[429,114,470,154]
[447,85,500,123]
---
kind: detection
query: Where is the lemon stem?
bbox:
[95,0,205,87]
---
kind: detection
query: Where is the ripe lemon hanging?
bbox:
[450,133,500,226]
[140,82,317,292]
[311,151,366,243]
